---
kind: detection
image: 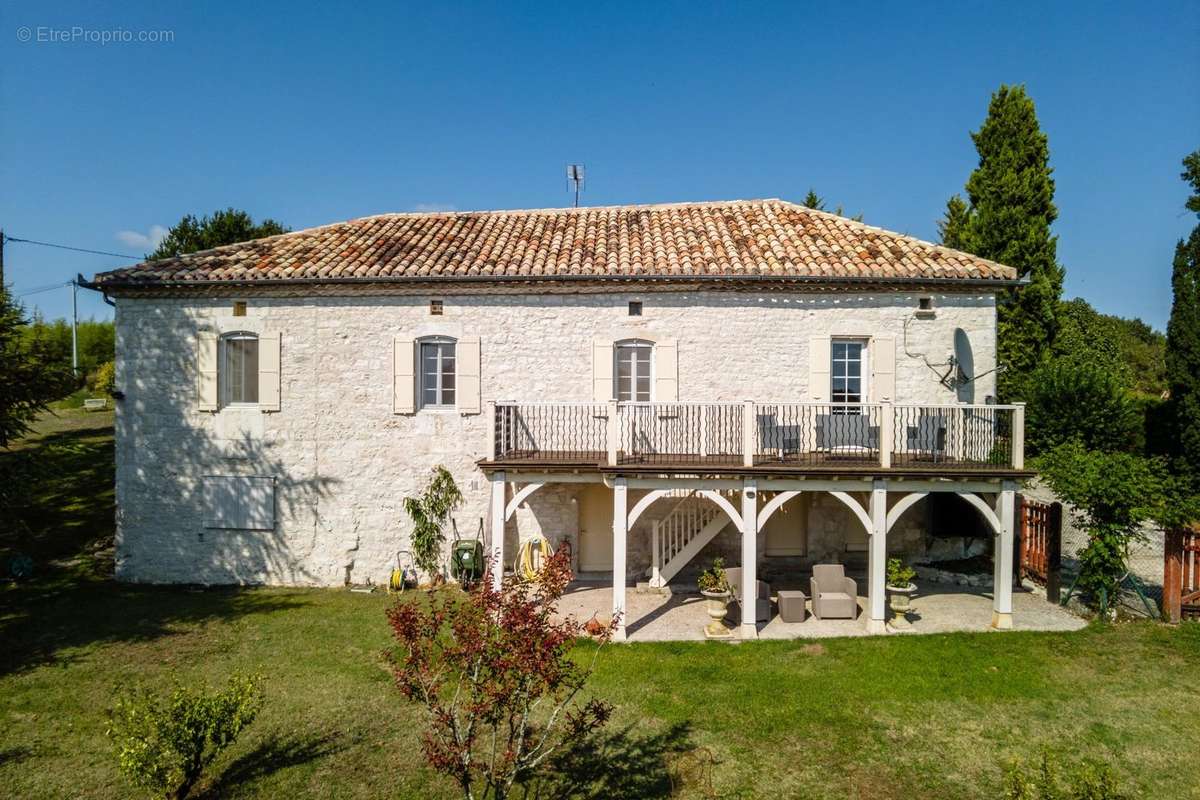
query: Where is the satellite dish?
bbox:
[953,328,975,403]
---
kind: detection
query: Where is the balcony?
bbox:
[486,401,1027,475]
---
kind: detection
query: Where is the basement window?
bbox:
[628,301,643,316]
[203,475,276,530]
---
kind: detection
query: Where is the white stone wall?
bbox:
[112,289,996,585]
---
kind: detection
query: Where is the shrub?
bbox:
[403,466,463,582]
[886,558,916,588]
[107,672,263,799]
[388,550,615,800]
[1026,360,1140,454]
[697,557,730,594]
[89,360,116,396]
[1037,441,1168,610]
[1006,751,1132,800]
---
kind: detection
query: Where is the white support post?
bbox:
[612,477,628,641]
[1011,403,1026,470]
[487,400,498,460]
[992,481,1016,630]
[650,521,661,588]
[740,478,758,638]
[880,402,894,469]
[489,471,506,593]
[866,479,888,633]
[742,400,755,468]
[606,400,619,467]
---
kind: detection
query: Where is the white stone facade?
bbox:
[112,289,997,586]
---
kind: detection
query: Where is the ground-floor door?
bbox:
[578,484,614,571]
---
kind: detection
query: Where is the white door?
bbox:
[577,484,614,572]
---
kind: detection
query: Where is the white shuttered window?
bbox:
[420,337,457,409]
[221,333,259,406]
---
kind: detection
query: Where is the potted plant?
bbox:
[697,558,733,639]
[886,558,917,625]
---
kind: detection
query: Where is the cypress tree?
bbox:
[938,195,971,249]
[942,85,1065,399]
[1166,149,1200,491]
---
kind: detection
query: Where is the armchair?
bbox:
[725,567,771,622]
[810,563,858,620]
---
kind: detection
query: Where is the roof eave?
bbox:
[85,272,1024,292]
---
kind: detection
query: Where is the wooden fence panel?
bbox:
[1165,527,1200,623]
[1019,497,1063,604]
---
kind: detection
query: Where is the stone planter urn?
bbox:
[886,583,917,628]
[701,590,733,639]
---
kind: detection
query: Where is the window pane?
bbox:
[242,341,259,403]
[441,373,455,391]
[423,386,438,405]
[441,388,455,405]
[617,375,632,401]
[227,341,243,403]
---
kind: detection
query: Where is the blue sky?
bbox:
[2,1,1197,328]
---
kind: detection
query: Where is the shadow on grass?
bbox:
[522,722,707,800]
[1,413,331,676]
[196,731,349,799]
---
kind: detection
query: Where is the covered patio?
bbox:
[557,580,1085,641]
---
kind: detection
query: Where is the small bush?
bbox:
[1026,360,1140,454]
[89,360,116,396]
[886,558,915,588]
[1006,751,1133,800]
[697,557,730,593]
[107,672,263,799]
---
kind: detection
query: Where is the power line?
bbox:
[16,280,73,297]
[2,234,141,260]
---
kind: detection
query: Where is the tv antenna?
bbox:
[566,164,585,207]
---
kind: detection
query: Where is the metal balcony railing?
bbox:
[489,400,1025,471]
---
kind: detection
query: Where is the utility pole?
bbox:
[1,229,6,289]
[71,278,78,376]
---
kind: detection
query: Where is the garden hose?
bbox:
[513,535,554,580]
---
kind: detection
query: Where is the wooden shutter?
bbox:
[808,336,830,402]
[258,332,281,412]
[197,332,219,411]
[458,335,481,414]
[592,338,613,402]
[871,336,896,402]
[394,337,415,414]
[654,339,678,401]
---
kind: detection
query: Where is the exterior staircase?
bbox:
[647,491,731,588]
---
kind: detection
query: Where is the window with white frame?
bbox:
[221,332,259,406]
[614,339,653,402]
[831,338,868,407]
[419,337,457,409]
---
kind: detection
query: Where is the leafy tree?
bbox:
[941,85,1065,400]
[388,549,615,800]
[20,316,114,377]
[107,673,263,800]
[1025,360,1140,454]
[403,466,463,581]
[0,288,72,447]
[1037,442,1169,611]
[1166,149,1200,493]
[1053,298,1167,397]
[149,208,289,260]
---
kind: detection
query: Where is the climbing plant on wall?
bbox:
[403,466,463,582]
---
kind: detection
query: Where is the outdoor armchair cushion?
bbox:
[724,567,771,622]
[810,563,858,620]
[905,415,947,457]
[815,414,879,451]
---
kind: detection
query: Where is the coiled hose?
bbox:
[513,534,554,580]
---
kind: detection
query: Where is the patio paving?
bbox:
[557,579,1087,642]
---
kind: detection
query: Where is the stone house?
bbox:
[89,198,1031,638]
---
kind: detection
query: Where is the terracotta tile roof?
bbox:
[91,199,1018,289]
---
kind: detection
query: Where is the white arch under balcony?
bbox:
[626,488,742,531]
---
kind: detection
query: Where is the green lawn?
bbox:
[2,409,1199,799]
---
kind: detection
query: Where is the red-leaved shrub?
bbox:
[387,548,617,800]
